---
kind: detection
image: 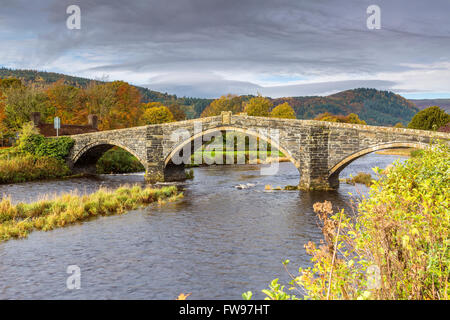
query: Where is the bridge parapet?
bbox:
[66,113,450,190]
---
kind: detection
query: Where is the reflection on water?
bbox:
[0,153,406,299]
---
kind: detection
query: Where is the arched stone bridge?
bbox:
[67,112,450,190]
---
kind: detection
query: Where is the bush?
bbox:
[254,141,449,300]
[96,148,145,174]
[345,172,373,187]
[15,122,74,159]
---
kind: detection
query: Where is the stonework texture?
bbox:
[67,113,450,190]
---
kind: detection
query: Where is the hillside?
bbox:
[0,68,420,125]
[272,88,419,126]
[409,99,450,113]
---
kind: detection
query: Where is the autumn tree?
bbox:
[86,81,143,130]
[167,103,186,121]
[314,112,366,125]
[46,80,87,125]
[244,95,272,117]
[142,105,174,124]
[270,102,296,119]
[201,94,243,117]
[407,106,450,131]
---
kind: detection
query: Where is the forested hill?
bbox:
[0,67,175,102]
[272,88,419,126]
[0,68,419,125]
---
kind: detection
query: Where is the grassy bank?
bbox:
[0,124,74,184]
[0,185,181,242]
[191,150,287,164]
[375,148,417,156]
[0,155,71,184]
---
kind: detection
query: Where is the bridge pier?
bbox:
[145,163,187,183]
[298,173,339,191]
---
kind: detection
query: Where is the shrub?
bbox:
[97,148,145,174]
[15,123,74,159]
[345,172,373,187]
[254,141,449,300]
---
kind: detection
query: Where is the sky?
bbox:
[1,0,450,99]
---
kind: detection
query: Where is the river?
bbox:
[0,153,406,299]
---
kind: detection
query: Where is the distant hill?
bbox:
[0,67,176,102]
[272,88,419,126]
[0,68,420,125]
[409,99,450,113]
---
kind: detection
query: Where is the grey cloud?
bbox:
[145,77,397,98]
[0,0,449,97]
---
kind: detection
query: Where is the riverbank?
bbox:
[191,150,289,165]
[0,185,182,242]
[0,155,71,184]
[375,148,416,156]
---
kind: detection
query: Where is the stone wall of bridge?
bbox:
[67,112,450,190]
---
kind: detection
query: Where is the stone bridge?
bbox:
[67,112,450,190]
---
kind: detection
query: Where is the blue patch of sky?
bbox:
[401,92,450,99]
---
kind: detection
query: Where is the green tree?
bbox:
[3,85,50,132]
[244,95,272,117]
[407,106,450,131]
[270,102,296,119]
[142,105,174,124]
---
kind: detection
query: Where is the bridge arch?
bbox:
[328,142,429,183]
[164,126,300,168]
[71,140,147,174]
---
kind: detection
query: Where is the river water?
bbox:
[0,153,406,299]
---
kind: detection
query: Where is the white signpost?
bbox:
[54,117,61,137]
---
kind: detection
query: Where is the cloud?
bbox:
[0,0,449,97]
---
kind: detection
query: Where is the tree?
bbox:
[244,95,272,117]
[86,81,143,130]
[201,94,243,117]
[167,103,186,121]
[3,85,50,132]
[314,112,366,124]
[270,102,296,119]
[407,106,450,131]
[142,105,174,124]
[106,81,143,129]
[394,122,404,128]
[45,80,87,125]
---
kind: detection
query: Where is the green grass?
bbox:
[0,185,182,242]
[191,150,285,164]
